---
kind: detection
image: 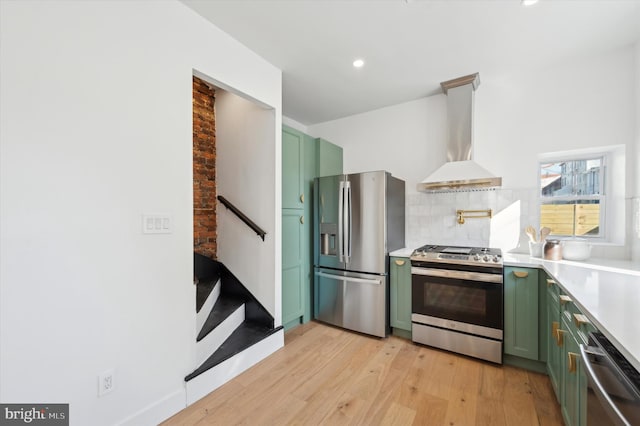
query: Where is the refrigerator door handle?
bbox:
[338,180,344,263]
[315,271,382,285]
[345,180,352,262]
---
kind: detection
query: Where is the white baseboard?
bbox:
[116,388,185,426]
[185,329,284,406]
[196,278,220,332]
[196,303,244,366]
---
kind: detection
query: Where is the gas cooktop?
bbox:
[410,244,503,266]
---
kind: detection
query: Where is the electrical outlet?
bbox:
[98,369,115,397]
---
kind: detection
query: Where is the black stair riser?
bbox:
[194,253,274,329]
[219,268,274,329]
[189,253,279,383]
[185,324,283,382]
[196,277,219,314]
[196,296,244,342]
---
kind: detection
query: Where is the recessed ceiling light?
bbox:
[521,0,538,6]
[353,59,365,68]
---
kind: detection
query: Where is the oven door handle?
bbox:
[580,343,632,426]
[411,267,503,283]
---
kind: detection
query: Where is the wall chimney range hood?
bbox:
[417,73,502,192]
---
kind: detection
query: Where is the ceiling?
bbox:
[182,0,640,126]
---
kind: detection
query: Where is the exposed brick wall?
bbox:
[193,76,217,259]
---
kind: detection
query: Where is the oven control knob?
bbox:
[473,254,480,261]
[483,255,490,262]
[493,256,500,263]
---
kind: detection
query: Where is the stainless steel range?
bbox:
[410,245,504,364]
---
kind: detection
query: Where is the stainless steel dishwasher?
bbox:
[580,332,640,426]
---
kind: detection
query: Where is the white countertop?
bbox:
[503,253,640,373]
[390,247,640,372]
[389,247,415,257]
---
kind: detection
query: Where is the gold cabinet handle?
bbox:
[559,295,572,305]
[568,352,579,373]
[513,271,528,278]
[547,278,557,287]
[573,313,590,327]
[300,215,304,224]
[394,259,406,266]
[555,326,566,347]
[300,194,304,203]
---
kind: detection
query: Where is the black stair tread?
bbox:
[196,276,220,314]
[196,295,245,342]
[185,322,283,382]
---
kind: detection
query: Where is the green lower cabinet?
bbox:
[560,315,582,426]
[390,257,411,334]
[563,299,593,426]
[505,268,593,425]
[578,349,588,426]
[546,289,591,426]
[504,266,597,426]
[546,279,562,400]
[504,267,539,360]
[282,210,304,327]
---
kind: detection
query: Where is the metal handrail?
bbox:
[217,195,266,241]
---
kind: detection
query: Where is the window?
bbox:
[539,157,604,238]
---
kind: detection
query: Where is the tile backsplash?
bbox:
[406,187,538,252]
[406,187,634,260]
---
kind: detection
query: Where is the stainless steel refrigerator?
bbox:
[313,170,405,337]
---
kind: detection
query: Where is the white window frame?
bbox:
[538,145,625,245]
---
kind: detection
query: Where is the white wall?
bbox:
[476,47,636,192]
[309,45,636,257]
[636,40,640,199]
[215,90,278,321]
[0,1,281,425]
[309,96,447,186]
[633,40,640,261]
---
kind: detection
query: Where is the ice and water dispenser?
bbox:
[320,223,337,256]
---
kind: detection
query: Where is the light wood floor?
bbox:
[162,321,563,425]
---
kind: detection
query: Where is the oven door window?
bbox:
[412,273,503,330]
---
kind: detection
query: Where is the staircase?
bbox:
[186,253,284,405]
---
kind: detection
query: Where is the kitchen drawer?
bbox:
[561,296,594,346]
[546,277,560,302]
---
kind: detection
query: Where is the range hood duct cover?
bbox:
[418,73,502,192]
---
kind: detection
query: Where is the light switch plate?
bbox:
[142,214,172,234]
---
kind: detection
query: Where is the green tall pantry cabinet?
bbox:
[281,125,342,330]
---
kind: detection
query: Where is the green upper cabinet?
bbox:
[504,267,539,360]
[282,126,304,209]
[390,257,412,333]
[316,137,343,177]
